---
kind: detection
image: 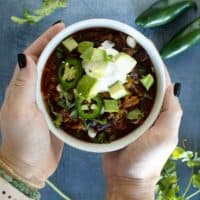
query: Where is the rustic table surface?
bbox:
[0,0,200,199]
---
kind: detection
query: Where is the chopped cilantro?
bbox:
[11,0,68,25]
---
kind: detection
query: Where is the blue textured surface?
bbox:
[0,0,200,199]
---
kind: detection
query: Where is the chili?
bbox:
[161,16,200,59]
[135,0,197,28]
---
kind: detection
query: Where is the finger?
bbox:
[50,132,64,164]
[0,106,1,130]
[6,54,37,106]
[10,23,65,85]
[162,84,182,112]
[25,22,65,61]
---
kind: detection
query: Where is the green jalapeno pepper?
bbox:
[58,58,83,90]
[161,16,200,59]
[76,95,103,119]
[135,0,197,28]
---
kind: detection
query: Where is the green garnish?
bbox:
[97,133,106,143]
[62,37,78,52]
[109,81,128,100]
[57,91,74,110]
[56,48,64,59]
[50,105,63,128]
[95,118,107,125]
[62,63,76,81]
[77,75,98,98]
[81,48,108,62]
[76,95,103,120]
[58,58,83,90]
[79,43,113,63]
[11,0,68,25]
[137,66,148,75]
[91,48,107,62]
[80,47,94,62]
[104,100,119,113]
[78,41,94,54]
[70,110,78,119]
[126,108,144,120]
[53,114,63,128]
[157,146,200,200]
[140,74,154,91]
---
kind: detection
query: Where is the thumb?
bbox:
[6,54,37,107]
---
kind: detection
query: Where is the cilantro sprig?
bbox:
[11,0,68,25]
[156,147,200,200]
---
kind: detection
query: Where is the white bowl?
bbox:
[36,19,166,153]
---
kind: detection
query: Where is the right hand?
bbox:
[104,70,183,199]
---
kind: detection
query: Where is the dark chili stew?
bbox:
[41,28,157,144]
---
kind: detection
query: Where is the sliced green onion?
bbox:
[78,41,94,54]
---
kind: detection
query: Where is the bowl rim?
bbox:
[36,18,166,153]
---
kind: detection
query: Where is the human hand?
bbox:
[0,22,65,189]
[103,71,183,200]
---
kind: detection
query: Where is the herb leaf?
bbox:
[192,172,200,190]
[11,0,68,25]
[57,91,74,110]
[156,146,200,200]
[53,114,63,128]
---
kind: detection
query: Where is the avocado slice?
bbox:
[115,53,137,74]
[62,37,78,52]
[104,100,119,113]
[109,81,128,99]
[140,74,154,91]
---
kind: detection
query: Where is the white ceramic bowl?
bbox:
[36,19,166,153]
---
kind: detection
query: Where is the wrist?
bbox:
[0,167,41,200]
[105,176,157,200]
[0,176,32,200]
[0,154,45,189]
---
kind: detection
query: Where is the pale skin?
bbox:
[0,23,65,187]
[0,22,183,199]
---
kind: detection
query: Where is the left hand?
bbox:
[0,22,65,189]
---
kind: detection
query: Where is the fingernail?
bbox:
[52,20,63,26]
[17,53,27,69]
[174,83,181,97]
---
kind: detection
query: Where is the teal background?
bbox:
[0,0,200,199]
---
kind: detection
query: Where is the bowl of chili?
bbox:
[36,19,166,153]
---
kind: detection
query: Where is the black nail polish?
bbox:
[174,83,181,97]
[17,53,27,69]
[52,20,63,26]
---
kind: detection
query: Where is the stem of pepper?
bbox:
[186,190,200,200]
[182,168,194,197]
[182,177,193,197]
[46,179,71,200]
